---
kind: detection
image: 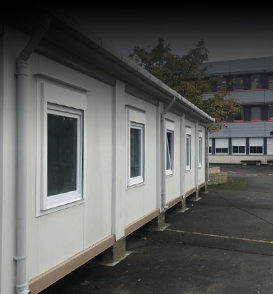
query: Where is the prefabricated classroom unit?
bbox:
[0,9,214,294]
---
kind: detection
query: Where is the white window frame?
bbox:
[232,138,246,155]
[126,107,146,187]
[166,130,174,175]
[249,138,264,155]
[42,103,83,210]
[186,134,191,170]
[198,135,202,167]
[215,138,229,154]
[129,122,145,186]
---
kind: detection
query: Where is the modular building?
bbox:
[0,9,214,294]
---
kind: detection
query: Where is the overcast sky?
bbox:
[64,8,273,62]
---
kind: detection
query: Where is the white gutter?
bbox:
[14,15,50,294]
[160,96,176,211]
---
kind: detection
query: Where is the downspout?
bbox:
[14,15,50,294]
[206,127,210,185]
[161,96,176,211]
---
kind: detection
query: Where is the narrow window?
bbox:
[46,104,83,209]
[129,122,144,186]
[198,136,202,167]
[166,130,174,175]
[251,75,261,89]
[186,134,191,170]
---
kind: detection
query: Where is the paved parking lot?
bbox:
[41,164,273,294]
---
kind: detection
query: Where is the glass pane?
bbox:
[257,146,263,153]
[166,132,172,170]
[199,138,202,164]
[233,146,238,153]
[130,127,141,178]
[239,146,245,153]
[186,136,191,166]
[48,114,77,196]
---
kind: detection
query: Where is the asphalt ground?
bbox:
[41,164,273,294]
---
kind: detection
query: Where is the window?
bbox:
[232,138,246,155]
[198,135,202,167]
[268,76,273,89]
[251,107,261,121]
[215,138,228,154]
[166,130,174,175]
[233,77,244,90]
[208,138,212,154]
[45,104,83,209]
[186,134,191,170]
[129,122,144,185]
[269,105,273,120]
[127,107,146,187]
[217,77,227,91]
[249,138,263,154]
[233,107,243,121]
[251,75,261,89]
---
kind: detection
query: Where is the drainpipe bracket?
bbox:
[14,255,27,261]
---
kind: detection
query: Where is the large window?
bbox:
[46,104,83,209]
[232,138,246,155]
[166,130,174,175]
[215,138,228,154]
[249,138,263,154]
[251,107,261,121]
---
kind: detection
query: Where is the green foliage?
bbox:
[128,37,240,133]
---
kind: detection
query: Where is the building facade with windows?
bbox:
[203,56,273,164]
[1,9,214,294]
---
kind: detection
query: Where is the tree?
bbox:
[128,37,240,133]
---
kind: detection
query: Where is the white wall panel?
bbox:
[184,120,196,193]
[125,94,158,226]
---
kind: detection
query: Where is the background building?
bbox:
[203,56,273,165]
